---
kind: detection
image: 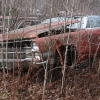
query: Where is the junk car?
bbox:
[0,18,76,70]
[32,15,100,68]
[0,15,100,70]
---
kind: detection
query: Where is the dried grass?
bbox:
[0,59,100,100]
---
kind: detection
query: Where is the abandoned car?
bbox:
[0,15,100,70]
[0,18,76,70]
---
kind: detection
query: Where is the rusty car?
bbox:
[0,15,100,70]
[32,15,100,68]
[0,17,76,70]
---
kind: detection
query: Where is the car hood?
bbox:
[0,19,79,41]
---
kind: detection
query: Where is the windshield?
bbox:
[86,16,100,28]
[68,15,100,29]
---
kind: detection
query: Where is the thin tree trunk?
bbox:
[42,0,53,99]
[1,0,7,90]
[61,0,75,95]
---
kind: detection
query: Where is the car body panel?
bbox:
[32,27,100,63]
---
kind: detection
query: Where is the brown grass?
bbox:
[0,59,100,100]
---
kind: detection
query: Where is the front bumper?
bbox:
[33,58,54,68]
[0,57,54,70]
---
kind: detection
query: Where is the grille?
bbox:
[0,48,25,59]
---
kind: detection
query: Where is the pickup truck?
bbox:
[0,15,100,70]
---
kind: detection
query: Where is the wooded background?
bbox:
[0,0,100,18]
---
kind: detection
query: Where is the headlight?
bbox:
[33,52,41,61]
[32,42,41,61]
[32,42,39,52]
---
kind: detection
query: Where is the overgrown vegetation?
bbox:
[0,0,100,100]
[0,59,100,100]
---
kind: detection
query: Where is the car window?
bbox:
[41,17,68,24]
[66,17,86,29]
[17,20,40,29]
[86,16,100,28]
[31,21,40,25]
